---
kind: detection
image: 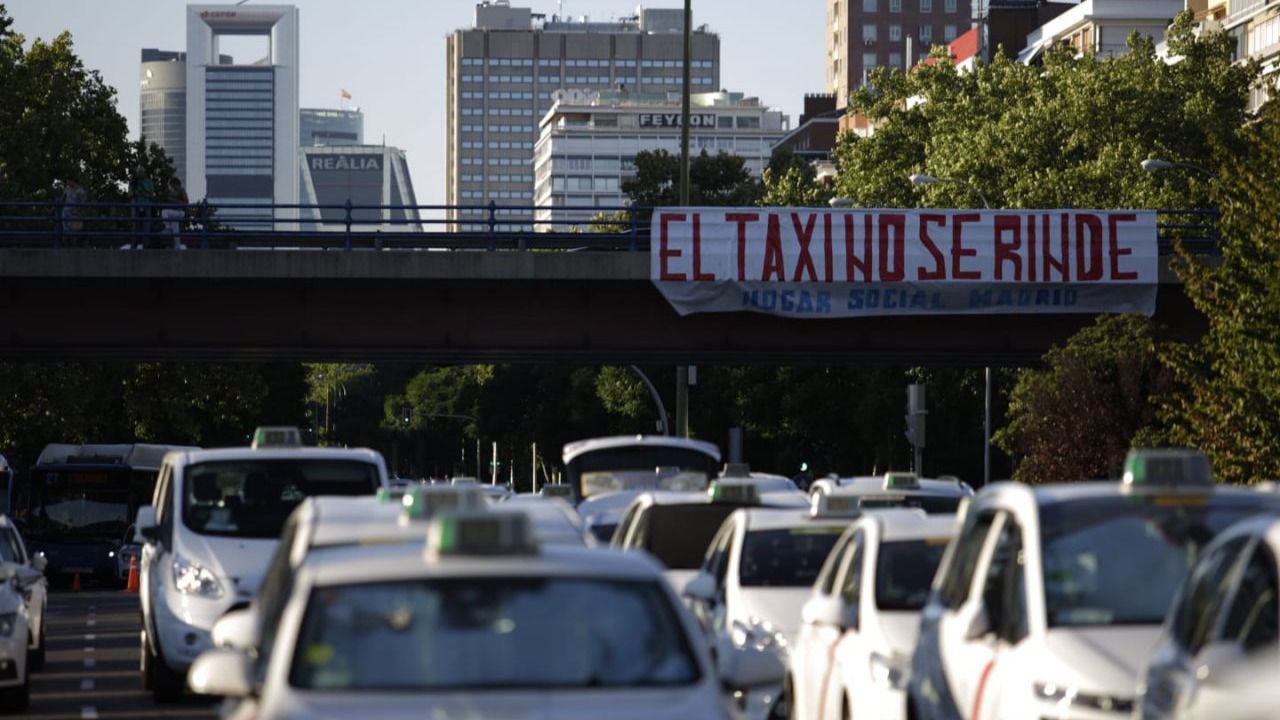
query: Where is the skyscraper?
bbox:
[186,4,300,227]
[827,0,973,107]
[300,108,364,147]
[139,50,190,183]
[446,1,720,230]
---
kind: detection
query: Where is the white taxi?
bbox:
[136,427,389,700]
[1136,513,1280,720]
[683,495,863,720]
[789,509,956,720]
[811,472,972,514]
[0,516,47,672]
[907,449,1280,720]
[0,567,30,712]
[189,510,785,719]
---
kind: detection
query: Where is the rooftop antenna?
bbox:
[558,0,563,20]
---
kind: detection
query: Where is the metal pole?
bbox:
[476,437,481,478]
[674,0,693,440]
[628,365,670,436]
[984,367,992,486]
[531,442,538,494]
[491,441,498,485]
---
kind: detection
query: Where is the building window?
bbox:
[889,24,902,41]
[945,0,957,11]
[890,51,903,67]
[862,24,877,43]
[889,0,901,11]
[862,51,877,71]
[944,24,957,42]
[920,0,932,11]
[863,0,877,11]
[919,24,932,43]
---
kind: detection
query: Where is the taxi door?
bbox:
[936,511,1009,720]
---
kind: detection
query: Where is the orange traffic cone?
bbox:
[125,555,139,593]
[72,572,81,592]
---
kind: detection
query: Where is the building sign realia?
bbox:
[650,207,1159,318]
[638,113,717,128]
[308,154,383,172]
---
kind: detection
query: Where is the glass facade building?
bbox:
[301,108,364,147]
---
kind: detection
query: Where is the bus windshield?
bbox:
[569,446,719,499]
[24,468,135,542]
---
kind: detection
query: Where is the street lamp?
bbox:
[1141,158,1215,178]
[829,197,855,208]
[910,173,992,209]
[909,172,993,486]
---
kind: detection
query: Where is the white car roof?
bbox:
[302,542,665,588]
[830,476,971,498]
[739,507,858,532]
[562,435,721,465]
[867,509,959,543]
[35,443,199,471]
[976,479,1274,508]
[500,496,588,545]
[171,446,384,466]
[301,497,409,548]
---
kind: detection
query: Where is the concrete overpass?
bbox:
[0,249,1203,365]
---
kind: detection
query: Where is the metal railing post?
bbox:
[487,201,497,252]
[53,199,63,248]
[200,200,210,249]
[344,199,353,251]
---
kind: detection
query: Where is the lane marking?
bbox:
[86,619,96,627]
[80,678,95,691]
[84,633,96,641]
[80,706,99,719]
[83,658,96,668]
[83,646,95,653]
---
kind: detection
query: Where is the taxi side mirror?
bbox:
[135,506,159,543]
[188,648,254,698]
[683,572,717,603]
[32,552,47,573]
[211,608,259,651]
[718,641,785,691]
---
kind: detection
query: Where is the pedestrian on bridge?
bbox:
[126,164,155,250]
[59,176,86,247]
[161,177,188,250]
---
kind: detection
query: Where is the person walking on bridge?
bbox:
[161,177,188,250]
[126,164,155,250]
[59,176,86,247]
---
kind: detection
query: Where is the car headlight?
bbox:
[172,555,224,598]
[1034,681,1134,714]
[869,651,908,690]
[731,617,787,653]
[0,613,15,637]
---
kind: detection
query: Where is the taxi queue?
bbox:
[63,427,1280,720]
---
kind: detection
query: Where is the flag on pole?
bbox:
[340,88,352,100]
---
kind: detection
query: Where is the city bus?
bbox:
[11,443,197,583]
[562,436,722,542]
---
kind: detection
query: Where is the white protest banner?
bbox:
[650,208,1159,318]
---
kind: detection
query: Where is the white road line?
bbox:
[83,658,96,668]
[80,706,99,719]
[80,678,95,691]
[83,646,95,653]
[84,633,96,641]
[86,619,96,627]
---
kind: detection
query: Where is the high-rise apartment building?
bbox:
[301,108,364,146]
[186,4,300,227]
[827,0,973,107]
[1224,0,1279,111]
[446,1,720,230]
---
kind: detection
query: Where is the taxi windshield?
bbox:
[289,577,701,690]
[875,540,948,611]
[739,527,846,587]
[857,495,963,514]
[182,459,380,538]
[1039,496,1263,627]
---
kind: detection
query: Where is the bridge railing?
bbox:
[0,200,1220,254]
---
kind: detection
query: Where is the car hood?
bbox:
[736,587,810,644]
[177,533,278,598]
[271,685,728,720]
[1039,625,1162,697]
[577,492,641,524]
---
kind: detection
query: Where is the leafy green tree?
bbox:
[835,12,1255,211]
[1156,102,1280,483]
[760,149,836,207]
[995,315,1170,483]
[623,149,762,213]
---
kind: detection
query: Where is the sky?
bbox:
[5,0,827,205]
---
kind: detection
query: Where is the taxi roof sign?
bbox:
[720,463,752,479]
[539,484,573,499]
[811,493,861,518]
[251,426,302,449]
[883,472,920,490]
[708,479,760,505]
[400,485,487,523]
[1122,448,1212,493]
[425,510,536,559]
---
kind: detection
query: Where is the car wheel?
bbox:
[142,628,184,702]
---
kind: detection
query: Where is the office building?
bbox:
[1223,0,1279,111]
[139,50,191,183]
[447,1,721,230]
[533,89,788,227]
[827,0,974,107]
[301,107,364,146]
[299,145,420,232]
[186,4,300,227]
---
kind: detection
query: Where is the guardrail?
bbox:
[0,201,1220,254]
